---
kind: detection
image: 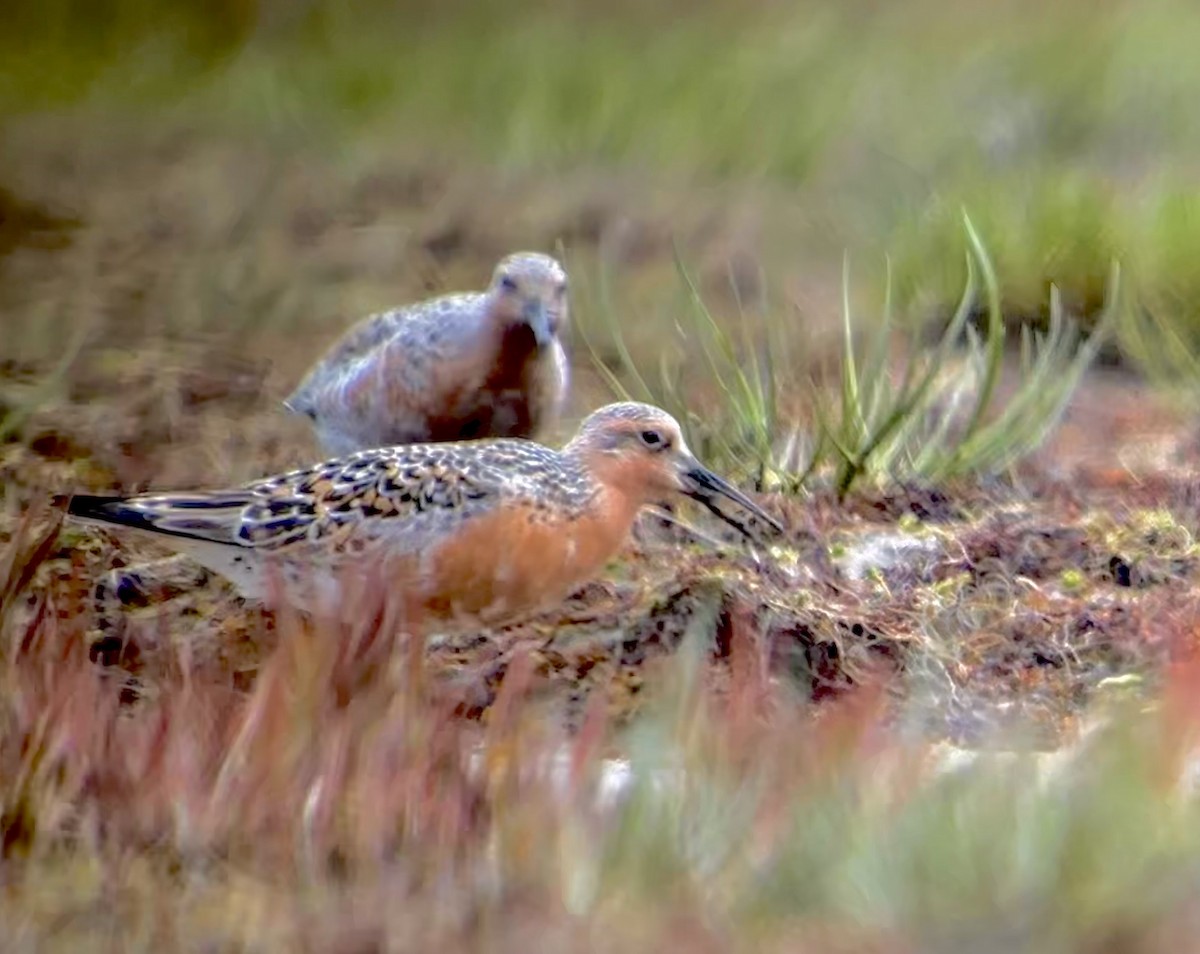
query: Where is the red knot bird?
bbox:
[67,402,781,627]
[284,251,570,457]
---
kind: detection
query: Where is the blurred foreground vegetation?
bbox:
[6,491,1200,951]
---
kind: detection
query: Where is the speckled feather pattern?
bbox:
[100,439,599,554]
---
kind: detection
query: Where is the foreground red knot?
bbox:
[67,402,782,626]
[284,251,570,456]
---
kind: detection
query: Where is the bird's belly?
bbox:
[164,538,276,602]
[410,504,629,627]
[204,497,635,629]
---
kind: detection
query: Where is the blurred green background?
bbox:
[3,0,1200,485]
[5,0,1200,333]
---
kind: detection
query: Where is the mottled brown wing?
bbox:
[235,445,507,552]
[70,440,573,559]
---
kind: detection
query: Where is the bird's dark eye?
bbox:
[640,429,665,448]
[499,275,519,292]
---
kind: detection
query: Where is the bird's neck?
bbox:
[566,479,646,578]
[480,296,523,340]
[563,447,657,525]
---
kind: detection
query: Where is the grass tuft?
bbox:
[583,216,1116,498]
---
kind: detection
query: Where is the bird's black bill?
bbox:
[681,464,783,537]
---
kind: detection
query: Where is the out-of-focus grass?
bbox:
[4,512,1200,951]
[7,0,1200,356]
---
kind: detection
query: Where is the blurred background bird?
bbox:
[284,251,570,457]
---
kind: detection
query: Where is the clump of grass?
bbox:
[582,215,1117,498]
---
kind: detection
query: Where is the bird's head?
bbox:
[565,402,782,537]
[487,252,569,349]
